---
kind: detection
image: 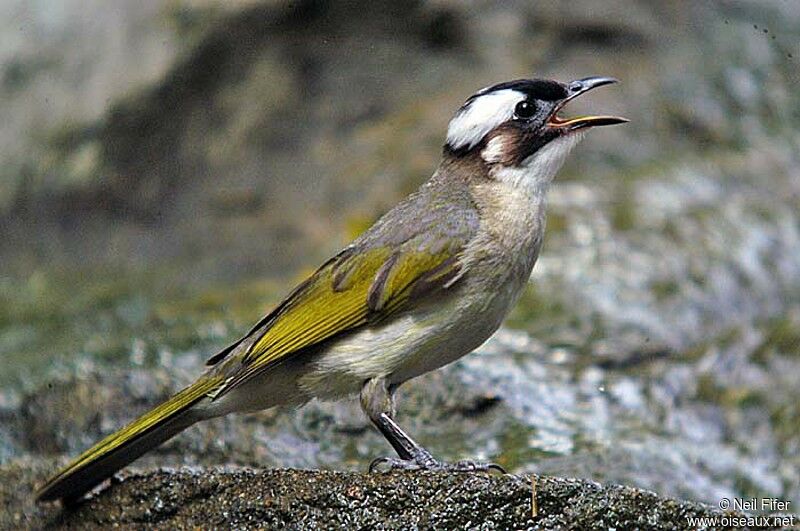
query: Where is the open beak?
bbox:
[547,77,628,131]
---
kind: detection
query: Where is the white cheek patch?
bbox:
[446,89,524,150]
[481,135,507,163]
[494,132,585,190]
[523,132,585,181]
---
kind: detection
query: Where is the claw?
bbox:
[488,462,507,474]
[368,457,386,473]
[369,456,422,472]
[451,459,507,474]
[368,454,506,474]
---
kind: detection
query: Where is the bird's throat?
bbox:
[492,132,585,192]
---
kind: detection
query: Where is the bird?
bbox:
[36,76,627,503]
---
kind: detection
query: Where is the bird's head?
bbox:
[444,77,627,186]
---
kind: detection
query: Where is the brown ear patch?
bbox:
[481,127,525,166]
[482,125,560,168]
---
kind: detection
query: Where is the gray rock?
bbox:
[3,464,746,530]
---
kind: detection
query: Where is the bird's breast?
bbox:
[465,179,547,286]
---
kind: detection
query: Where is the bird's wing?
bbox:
[210,184,479,396]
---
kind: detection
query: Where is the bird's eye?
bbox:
[514,100,536,119]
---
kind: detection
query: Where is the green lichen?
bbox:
[771,402,800,450]
[752,316,800,364]
[545,210,569,234]
[0,266,285,389]
[650,279,680,302]
[610,188,637,231]
[694,373,766,409]
[505,284,569,333]
[494,420,555,472]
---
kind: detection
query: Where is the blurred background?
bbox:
[1,0,798,510]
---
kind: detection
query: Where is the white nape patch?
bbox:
[494,132,585,191]
[481,135,506,163]
[446,89,524,150]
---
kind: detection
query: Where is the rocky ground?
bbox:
[4,466,745,530]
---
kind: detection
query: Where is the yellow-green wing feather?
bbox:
[244,248,391,364]
[217,245,461,394]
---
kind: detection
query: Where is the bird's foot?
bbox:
[369,447,505,474]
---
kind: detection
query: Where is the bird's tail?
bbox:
[35,376,221,503]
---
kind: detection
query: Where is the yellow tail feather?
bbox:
[36,376,221,502]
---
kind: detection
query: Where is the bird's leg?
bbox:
[360,377,505,473]
[360,378,435,467]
